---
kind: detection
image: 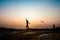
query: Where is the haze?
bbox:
[0,0,60,29]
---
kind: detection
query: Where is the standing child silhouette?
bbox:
[26,19,30,29]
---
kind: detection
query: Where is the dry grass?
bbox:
[0,30,60,40]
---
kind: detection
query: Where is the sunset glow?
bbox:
[0,0,60,29]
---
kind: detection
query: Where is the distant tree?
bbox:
[53,24,55,30]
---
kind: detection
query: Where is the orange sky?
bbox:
[0,16,60,29]
[0,0,60,29]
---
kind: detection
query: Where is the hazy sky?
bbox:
[0,0,60,29]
